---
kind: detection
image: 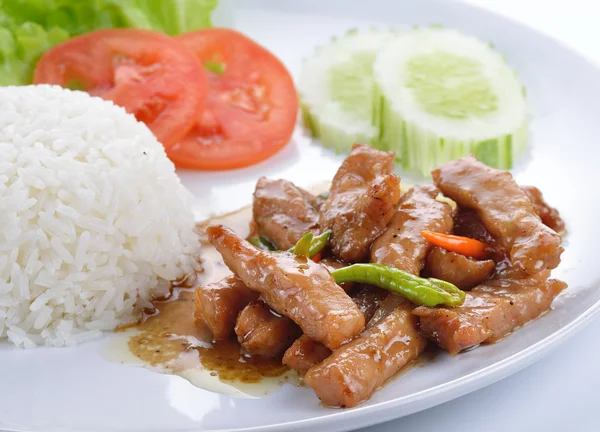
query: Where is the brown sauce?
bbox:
[199,339,288,383]
[104,204,295,394]
[124,288,288,385]
[104,189,437,398]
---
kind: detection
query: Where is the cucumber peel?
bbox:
[300,27,528,175]
[373,27,528,174]
[298,29,395,153]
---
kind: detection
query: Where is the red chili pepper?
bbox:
[421,230,491,260]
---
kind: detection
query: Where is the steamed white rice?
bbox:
[0,85,200,348]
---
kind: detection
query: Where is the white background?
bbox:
[363,2,600,431]
[1,2,596,432]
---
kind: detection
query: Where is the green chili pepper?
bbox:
[330,263,466,307]
[247,235,276,251]
[292,232,313,257]
[249,230,331,257]
[289,230,331,258]
[308,230,331,257]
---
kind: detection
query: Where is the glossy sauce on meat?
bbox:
[253,177,320,250]
[101,155,568,405]
[304,299,426,408]
[351,285,389,323]
[102,206,298,396]
[282,334,332,375]
[282,285,388,374]
[320,144,401,262]
[433,156,563,274]
[207,224,365,350]
[194,275,258,340]
[414,274,567,355]
[238,258,355,363]
[522,185,566,233]
[453,209,503,257]
[425,247,495,290]
[371,185,454,275]
[125,291,288,382]
[235,299,301,357]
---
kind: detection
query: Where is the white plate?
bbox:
[1,1,599,431]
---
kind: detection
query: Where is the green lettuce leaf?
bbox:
[0,0,218,86]
[120,0,219,36]
[0,16,70,85]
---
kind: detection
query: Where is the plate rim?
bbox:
[3,1,600,432]
[225,300,600,432]
[206,1,600,430]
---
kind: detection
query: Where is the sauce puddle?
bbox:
[101,205,299,398]
[101,182,430,400]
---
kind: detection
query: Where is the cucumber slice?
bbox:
[298,29,395,153]
[373,28,527,174]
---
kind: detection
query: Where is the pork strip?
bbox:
[453,208,525,278]
[453,209,502,254]
[253,177,320,250]
[282,285,388,374]
[194,275,258,340]
[320,257,354,292]
[282,334,333,375]
[425,247,495,290]
[371,185,454,275]
[433,156,563,274]
[351,285,389,322]
[319,144,401,262]
[235,300,301,357]
[304,299,426,408]
[207,224,365,350]
[522,185,566,233]
[245,258,354,362]
[413,276,567,355]
[315,185,451,396]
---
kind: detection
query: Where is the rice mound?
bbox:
[0,85,200,348]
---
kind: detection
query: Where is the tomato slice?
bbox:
[34,29,207,150]
[170,28,298,170]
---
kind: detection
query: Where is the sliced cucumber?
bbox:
[298,29,395,153]
[373,28,527,174]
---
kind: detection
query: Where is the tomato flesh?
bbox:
[34,29,207,150]
[171,28,298,170]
